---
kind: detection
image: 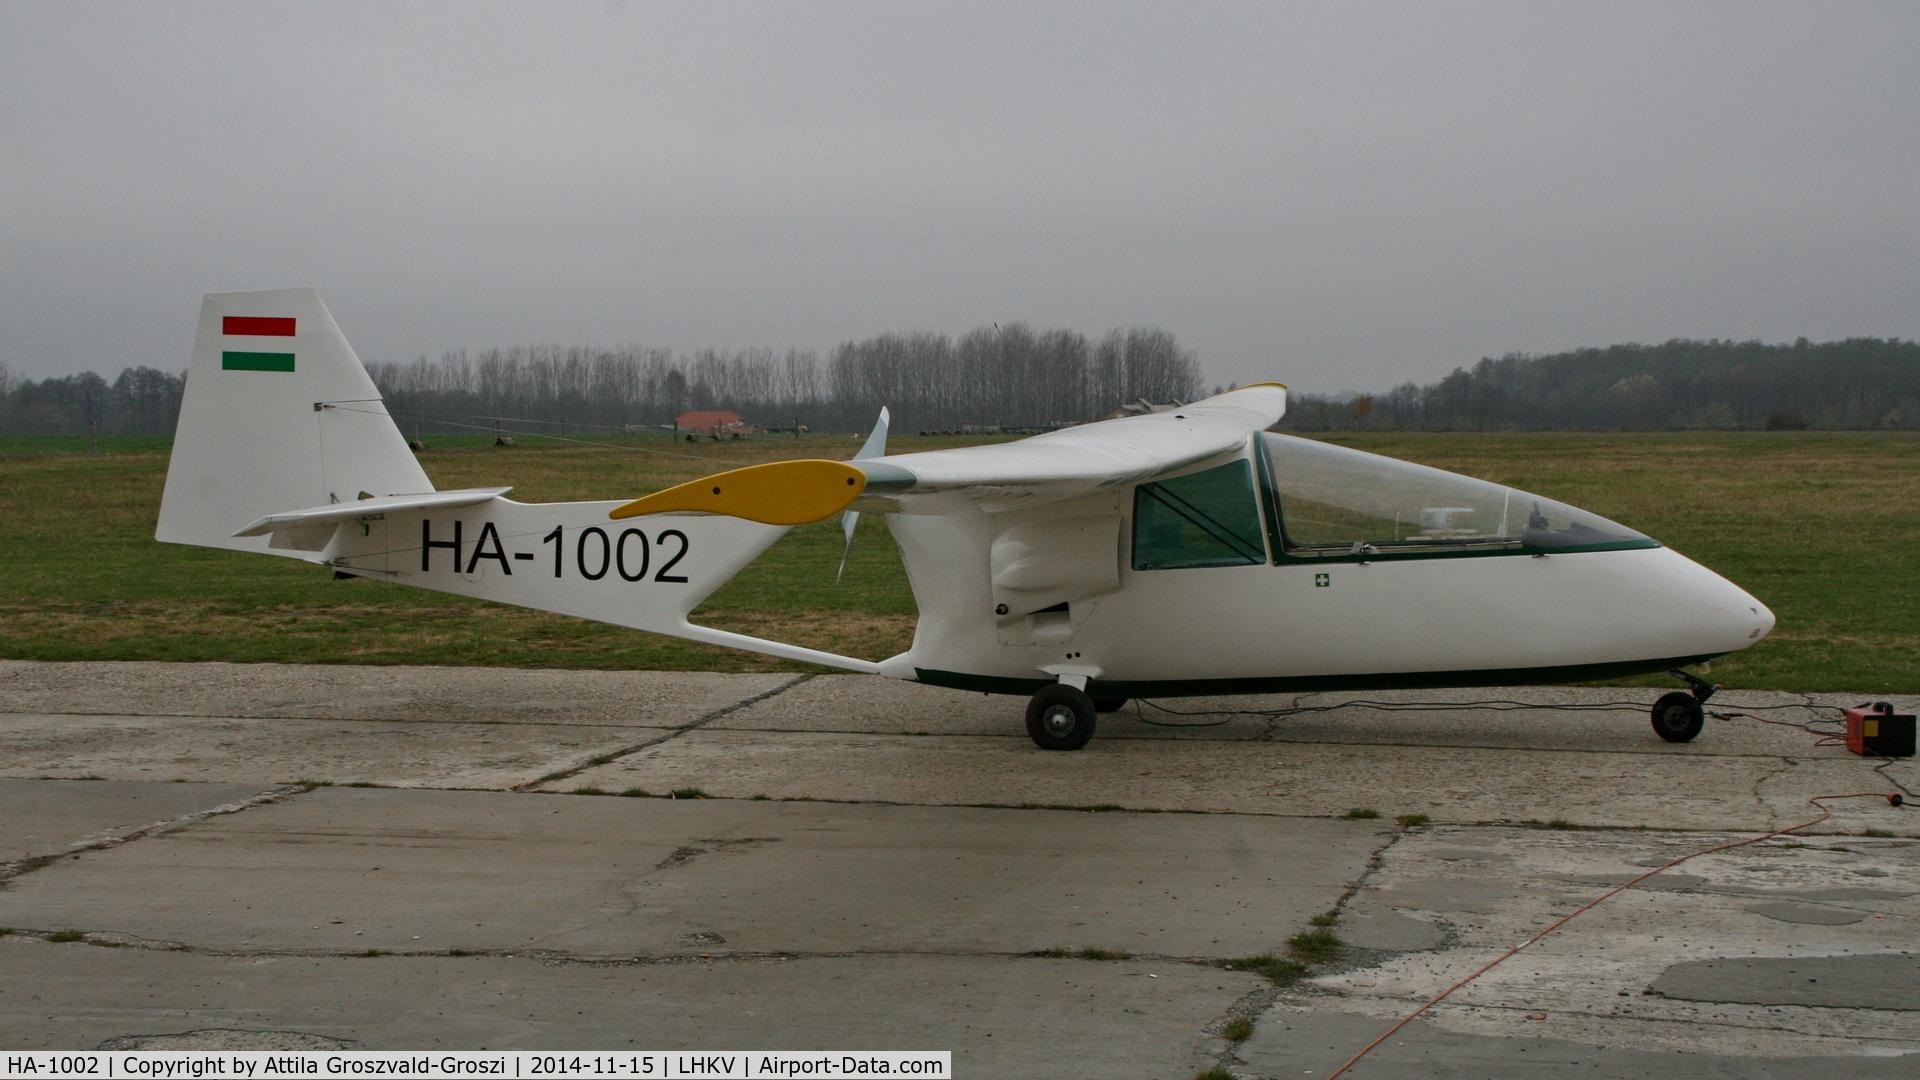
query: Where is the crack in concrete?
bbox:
[513,674,815,791]
[1,929,1294,975]
[1193,983,1292,1076]
[513,838,791,949]
[1190,820,1406,1077]
[0,784,303,886]
[652,836,781,871]
[1750,755,1800,830]
[496,786,1903,838]
[1333,826,1408,911]
[97,1029,356,1051]
[0,709,687,730]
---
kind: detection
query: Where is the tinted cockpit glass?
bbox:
[1133,459,1267,569]
[1257,433,1654,556]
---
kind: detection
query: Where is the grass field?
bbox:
[1,430,1914,692]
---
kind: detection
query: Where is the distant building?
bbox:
[676,410,747,435]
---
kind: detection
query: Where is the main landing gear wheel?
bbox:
[1027,685,1097,751]
[1650,691,1705,743]
[1092,697,1130,714]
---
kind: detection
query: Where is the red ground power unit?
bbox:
[1846,703,1917,758]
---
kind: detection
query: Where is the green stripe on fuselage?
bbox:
[915,653,1725,699]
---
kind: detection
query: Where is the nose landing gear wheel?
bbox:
[1027,685,1097,750]
[1651,691,1705,743]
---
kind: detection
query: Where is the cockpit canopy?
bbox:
[1132,433,1656,570]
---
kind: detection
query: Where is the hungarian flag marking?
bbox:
[222,315,296,370]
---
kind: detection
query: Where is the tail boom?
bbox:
[323,498,882,674]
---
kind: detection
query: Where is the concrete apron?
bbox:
[1,661,1916,1078]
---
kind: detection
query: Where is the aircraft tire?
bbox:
[1027,685,1098,751]
[1092,696,1130,713]
[1650,691,1705,743]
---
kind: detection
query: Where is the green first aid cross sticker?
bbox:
[1315,573,1330,587]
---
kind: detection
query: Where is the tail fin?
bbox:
[157,288,431,560]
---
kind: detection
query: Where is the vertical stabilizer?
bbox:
[156,288,432,559]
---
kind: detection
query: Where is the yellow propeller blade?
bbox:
[608,459,868,526]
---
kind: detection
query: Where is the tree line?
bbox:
[1282,337,1920,432]
[371,323,1203,437]
[14,333,1916,440]
[0,364,186,438]
[0,323,1204,439]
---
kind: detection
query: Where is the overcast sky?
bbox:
[3,2,1917,394]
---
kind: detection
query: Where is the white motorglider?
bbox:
[158,289,1775,750]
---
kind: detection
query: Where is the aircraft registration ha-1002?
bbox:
[158,289,1774,750]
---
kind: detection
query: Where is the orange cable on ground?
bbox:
[1325,790,1905,1079]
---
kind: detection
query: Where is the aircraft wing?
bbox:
[607,383,1285,523]
[852,382,1286,514]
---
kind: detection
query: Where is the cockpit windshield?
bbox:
[1257,433,1655,557]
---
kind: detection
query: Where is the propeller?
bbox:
[838,407,890,582]
[609,458,866,525]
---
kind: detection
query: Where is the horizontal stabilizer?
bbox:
[233,488,512,537]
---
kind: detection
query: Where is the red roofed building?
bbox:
[676,410,746,434]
